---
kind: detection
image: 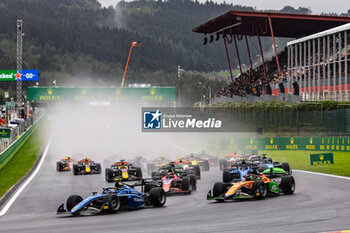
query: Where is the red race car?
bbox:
[151,168,196,195]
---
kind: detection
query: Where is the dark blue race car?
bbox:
[57,180,166,215]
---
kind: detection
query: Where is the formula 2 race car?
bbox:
[151,167,196,195]
[72,158,102,175]
[56,156,75,172]
[105,160,142,182]
[184,153,210,171]
[146,155,172,175]
[57,180,166,215]
[208,167,295,202]
[222,161,257,183]
[173,158,201,179]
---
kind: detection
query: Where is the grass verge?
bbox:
[0,125,45,198]
[259,150,350,177]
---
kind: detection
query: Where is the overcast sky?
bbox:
[98,0,349,14]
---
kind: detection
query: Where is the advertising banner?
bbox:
[217,137,350,153]
[310,153,334,165]
[0,70,39,81]
[0,128,11,138]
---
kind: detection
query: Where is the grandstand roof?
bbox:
[192,10,350,38]
[287,22,350,46]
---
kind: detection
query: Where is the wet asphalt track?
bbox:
[1,143,350,233]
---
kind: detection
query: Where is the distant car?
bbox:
[57,180,166,215]
[73,158,102,175]
[56,156,75,172]
[105,160,142,182]
[173,158,201,179]
[208,167,295,202]
[184,153,210,171]
[146,156,172,175]
[219,153,242,170]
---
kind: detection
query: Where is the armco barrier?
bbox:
[0,119,41,170]
[218,136,350,153]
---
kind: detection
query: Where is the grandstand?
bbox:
[193,10,350,104]
[288,23,350,101]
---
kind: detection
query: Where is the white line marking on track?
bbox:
[294,169,350,180]
[0,137,52,217]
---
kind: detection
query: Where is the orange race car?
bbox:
[207,166,295,202]
[56,156,75,172]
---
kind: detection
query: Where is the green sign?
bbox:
[216,137,350,153]
[0,128,11,138]
[0,70,17,81]
[310,153,334,165]
[27,87,176,102]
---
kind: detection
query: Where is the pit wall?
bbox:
[218,137,350,153]
[0,119,41,170]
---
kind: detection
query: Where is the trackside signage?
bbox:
[27,87,176,103]
[216,137,350,152]
[310,153,334,165]
[0,128,11,138]
[0,70,39,81]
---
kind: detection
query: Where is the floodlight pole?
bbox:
[223,38,234,83]
[16,19,24,104]
[121,41,140,88]
[268,16,281,75]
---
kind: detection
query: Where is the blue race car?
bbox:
[57,180,166,215]
[222,161,257,183]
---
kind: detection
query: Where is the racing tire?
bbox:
[73,164,79,175]
[280,176,295,195]
[144,184,156,193]
[66,195,83,212]
[181,177,190,191]
[282,162,292,175]
[203,160,210,171]
[96,163,102,174]
[189,175,196,191]
[252,180,267,200]
[222,170,231,183]
[193,165,201,179]
[56,161,63,171]
[135,167,143,179]
[107,194,120,213]
[105,168,114,182]
[213,182,226,202]
[149,187,166,207]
